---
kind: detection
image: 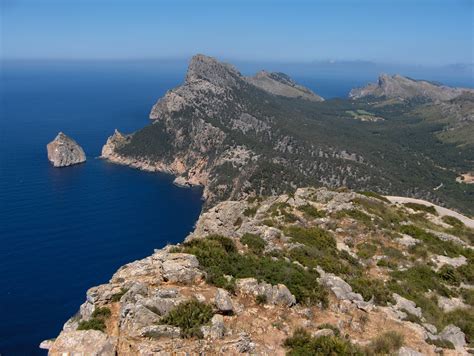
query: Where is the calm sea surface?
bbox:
[0,60,471,355]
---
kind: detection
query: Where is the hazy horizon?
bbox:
[1,0,472,67]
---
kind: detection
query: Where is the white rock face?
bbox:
[45,330,116,355]
[46,132,86,167]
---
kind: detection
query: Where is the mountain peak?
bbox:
[185,54,242,87]
[350,74,473,101]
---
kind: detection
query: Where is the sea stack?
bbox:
[46,132,86,167]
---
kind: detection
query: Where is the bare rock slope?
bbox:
[46,132,86,167]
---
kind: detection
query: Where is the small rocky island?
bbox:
[47,132,86,167]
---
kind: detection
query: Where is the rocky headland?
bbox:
[43,187,474,355]
[46,132,86,167]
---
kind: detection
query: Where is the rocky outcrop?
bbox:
[44,187,473,355]
[46,132,86,167]
[349,74,474,101]
[246,70,324,101]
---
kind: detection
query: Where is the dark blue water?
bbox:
[0,60,203,355]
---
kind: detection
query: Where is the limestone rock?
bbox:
[438,324,466,349]
[46,330,117,356]
[46,132,86,167]
[313,328,335,338]
[202,314,225,339]
[438,296,469,313]
[392,293,423,319]
[215,288,234,313]
[154,252,203,284]
[246,70,324,102]
[140,325,181,339]
[397,346,424,356]
[236,278,296,307]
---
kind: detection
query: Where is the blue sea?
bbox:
[0,59,472,355]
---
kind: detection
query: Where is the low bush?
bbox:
[403,202,437,215]
[437,265,462,286]
[357,191,390,203]
[349,276,394,305]
[91,307,111,319]
[110,288,128,302]
[243,206,258,217]
[317,323,340,337]
[427,338,455,349]
[356,242,377,259]
[461,288,474,306]
[159,299,213,338]
[177,235,328,306]
[442,215,464,228]
[284,328,363,356]
[240,233,266,254]
[366,331,404,354]
[77,318,106,332]
[298,204,325,218]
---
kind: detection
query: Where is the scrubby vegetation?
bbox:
[176,235,328,306]
[366,331,404,354]
[298,204,325,218]
[77,307,111,332]
[284,328,364,356]
[403,202,437,215]
[349,276,394,305]
[111,288,128,302]
[159,299,213,338]
[240,233,266,254]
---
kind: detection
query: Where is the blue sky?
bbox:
[1,0,473,65]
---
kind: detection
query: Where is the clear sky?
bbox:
[1,0,473,65]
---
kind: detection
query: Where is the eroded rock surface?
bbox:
[46,132,86,167]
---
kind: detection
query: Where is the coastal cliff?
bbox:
[100,54,474,215]
[43,187,474,355]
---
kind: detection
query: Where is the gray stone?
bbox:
[271,284,296,307]
[47,132,86,167]
[392,293,423,318]
[202,314,225,339]
[140,325,181,339]
[215,288,234,313]
[155,252,203,284]
[397,346,424,356]
[313,329,335,338]
[438,324,466,349]
[438,296,469,313]
[46,330,116,356]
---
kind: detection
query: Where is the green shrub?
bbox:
[317,323,340,337]
[243,206,258,217]
[437,265,462,286]
[256,294,267,305]
[358,191,390,203]
[91,307,111,319]
[298,204,325,218]
[404,202,437,215]
[401,309,422,324]
[177,235,328,306]
[427,338,455,349]
[285,226,362,277]
[444,308,474,344]
[240,233,266,254]
[159,299,213,338]
[336,209,373,227]
[110,288,128,302]
[356,242,377,259]
[377,258,397,269]
[461,288,474,306]
[400,225,465,258]
[441,215,464,228]
[284,328,363,356]
[268,202,298,222]
[366,330,404,354]
[77,318,106,331]
[349,276,394,305]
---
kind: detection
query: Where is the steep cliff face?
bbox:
[349,74,474,101]
[43,187,474,355]
[47,132,86,167]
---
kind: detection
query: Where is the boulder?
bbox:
[236,278,296,306]
[47,132,86,167]
[202,314,225,339]
[438,324,466,349]
[154,252,203,284]
[392,293,423,319]
[215,288,234,313]
[313,328,335,338]
[437,296,469,313]
[46,330,116,356]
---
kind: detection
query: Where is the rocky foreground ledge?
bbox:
[42,187,474,355]
[46,132,86,167]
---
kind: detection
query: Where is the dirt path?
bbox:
[385,196,474,229]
